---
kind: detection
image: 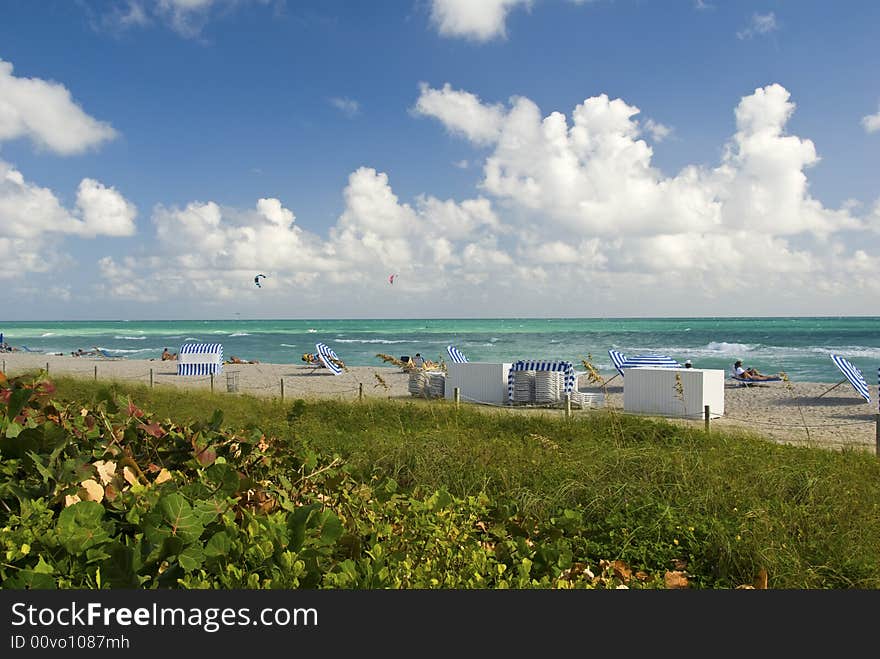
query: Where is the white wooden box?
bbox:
[445,362,512,405]
[623,368,724,418]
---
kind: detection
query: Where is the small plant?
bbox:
[780,371,811,443]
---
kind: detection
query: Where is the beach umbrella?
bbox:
[820,354,870,403]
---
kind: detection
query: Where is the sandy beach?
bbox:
[1,352,876,454]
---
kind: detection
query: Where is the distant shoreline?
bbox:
[1,353,875,455]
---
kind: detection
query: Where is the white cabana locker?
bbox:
[445,362,513,405]
[623,367,724,419]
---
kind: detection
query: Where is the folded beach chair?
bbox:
[608,349,681,380]
[819,354,870,402]
[93,347,121,360]
[446,345,469,364]
[21,345,43,353]
[315,342,344,375]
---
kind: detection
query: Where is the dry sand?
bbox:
[2,352,876,454]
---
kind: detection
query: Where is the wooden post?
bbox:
[46,362,49,373]
[358,382,363,401]
[565,393,571,420]
[210,373,214,394]
[280,378,284,401]
[94,365,97,381]
[2,359,5,373]
[150,368,153,388]
[875,414,879,458]
[704,405,710,433]
[454,387,460,408]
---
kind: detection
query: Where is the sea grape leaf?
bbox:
[57,501,112,555]
[205,463,239,496]
[26,451,55,485]
[5,387,32,421]
[177,545,206,572]
[204,531,232,558]
[3,569,57,590]
[158,493,204,544]
[101,543,140,588]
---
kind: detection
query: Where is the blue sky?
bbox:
[1,0,878,319]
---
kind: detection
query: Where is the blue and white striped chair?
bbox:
[608,349,681,379]
[446,345,469,364]
[315,342,344,376]
[177,343,223,375]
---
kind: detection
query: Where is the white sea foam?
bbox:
[110,348,154,354]
[307,329,317,333]
[115,335,146,340]
[335,338,416,344]
[280,343,298,348]
[41,333,56,337]
[184,337,199,341]
[229,332,251,337]
[705,341,753,353]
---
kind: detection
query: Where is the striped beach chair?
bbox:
[608,350,680,380]
[315,342,344,376]
[177,343,223,375]
[446,345,469,364]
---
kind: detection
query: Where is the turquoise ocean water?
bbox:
[1,318,878,383]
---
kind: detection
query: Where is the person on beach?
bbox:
[733,360,776,381]
[684,360,693,368]
[228,355,259,364]
[412,353,425,368]
[161,348,178,361]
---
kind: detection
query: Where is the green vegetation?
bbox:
[2,371,879,589]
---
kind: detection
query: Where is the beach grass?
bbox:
[44,375,880,589]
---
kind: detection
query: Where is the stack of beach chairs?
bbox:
[408,370,446,398]
[568,391,605,409]
[534,371,563,404]
[512,370,536,403]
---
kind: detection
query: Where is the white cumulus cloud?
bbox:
[861,106,880,133]
[429,0,532,42]
[0,59,116,155]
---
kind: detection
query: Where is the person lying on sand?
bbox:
[227,355,259,364]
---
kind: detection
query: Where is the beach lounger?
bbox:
[608,349,681,380]
[93,347,121,360]
[730,366,783,386]
[446,345,469,364]
[315,342,344,375]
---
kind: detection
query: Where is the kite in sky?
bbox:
[254,274,267,288]
[388,273,397,285]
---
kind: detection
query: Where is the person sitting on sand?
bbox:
[302,352,320,365]
[161,348,178,361]
[733,360,777,381]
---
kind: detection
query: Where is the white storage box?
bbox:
[623,368,724,419]
[445,362,512,405]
